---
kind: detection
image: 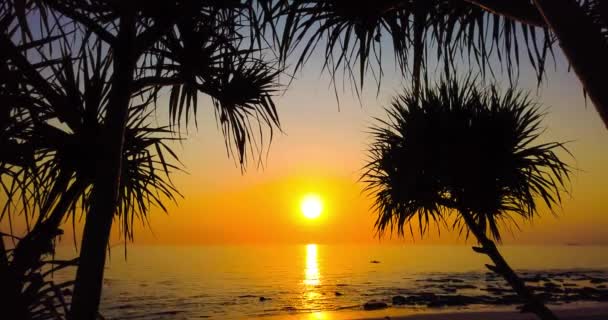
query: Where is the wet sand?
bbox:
[261,302,608,320]
[358,305,608,320]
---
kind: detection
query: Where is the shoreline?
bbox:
[258,302,608,320]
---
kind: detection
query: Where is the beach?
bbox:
[260,303,608,320]
[49,244,608,319]
[5,3,608,320]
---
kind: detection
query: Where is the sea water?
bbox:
[53,244,608,319]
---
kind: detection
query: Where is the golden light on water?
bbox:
[302,244,323,312]
[301,194,323,219]
[307,311,329,320]
[304,244,320,286]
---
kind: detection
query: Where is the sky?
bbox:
[0,24,598,247]
[0,0,606,255]
[85,45,608,247]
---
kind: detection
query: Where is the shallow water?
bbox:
[53,245,608,319]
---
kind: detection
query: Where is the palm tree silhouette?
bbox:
[1,25,183,318]
[277,0,608,128]
[2,1,281,318]
[362,78,571,320]
[3,1,602,319]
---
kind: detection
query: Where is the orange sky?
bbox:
[1,50,602,248]
[83,50,608,247]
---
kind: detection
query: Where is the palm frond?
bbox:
[116,115,183,242]
[1,232,77,320]
[276,0,554,91]
[362,77,571,241]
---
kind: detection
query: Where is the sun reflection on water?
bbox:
[302,244,323,311]
[304,244,320,286]
[307,311,329,320]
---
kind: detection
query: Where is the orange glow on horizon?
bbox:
[45,64,608,247]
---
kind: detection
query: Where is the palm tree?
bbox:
[276,0,608,129]
[3,1,282,319]
[362,78,571,320]
[1,13,183,317]
[4,1,600,319]
[0,231,76,320]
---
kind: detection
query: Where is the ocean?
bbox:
[53,244,608,319]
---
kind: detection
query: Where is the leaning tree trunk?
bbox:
[12,179,85,279]
[533,0,608,130]
[0,180,82,320]
[68,12,136,320]
[459,210,559,320]
[0,233,29,319]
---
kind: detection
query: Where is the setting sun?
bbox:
[301,194,323,219]
[7,3,608,320]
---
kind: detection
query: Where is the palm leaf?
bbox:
[362,77,571,241]
[275,0,553,91]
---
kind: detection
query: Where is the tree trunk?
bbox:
[12,179,85,279]
[68,12,136,320]
[459,210,558,320]
[0,234,29,319]
[533,0,608,130]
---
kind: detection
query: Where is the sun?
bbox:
[301,194,323,219]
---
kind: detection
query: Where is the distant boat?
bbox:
[370,260,380,264]
[565,242,582,246]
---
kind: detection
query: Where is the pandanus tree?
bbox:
[276,0,608,129]
[3,0,602,319]
[0,5,74,316]
[362,79,571,320]
[1,14,181,318]
[2,0,282,319]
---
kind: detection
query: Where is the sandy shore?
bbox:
[259,302,608,320]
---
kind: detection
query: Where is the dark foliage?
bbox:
[362,78,571,241]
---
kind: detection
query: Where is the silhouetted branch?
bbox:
[485,264,501,273]
[135,19,178,55]
[533,0,608,129]
[46,2,116,45]
[463,0,546,27]
[132,76,182,93]
[472,246,488,254]
[0,34,79,128]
